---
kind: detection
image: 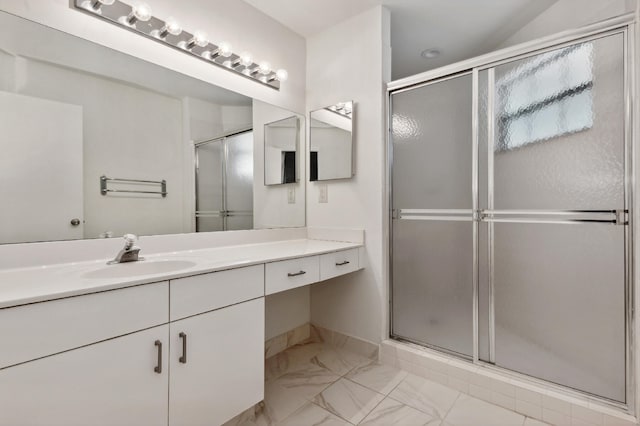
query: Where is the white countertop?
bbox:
[0,239,362,309]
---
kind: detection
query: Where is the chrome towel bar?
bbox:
[100,175,167,197]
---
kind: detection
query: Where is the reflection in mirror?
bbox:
[0,11,305,244]
[309,101,354,181]
[264,116,300,185]
[195,130,254,232]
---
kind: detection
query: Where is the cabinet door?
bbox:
[0,325,169,426]
[169,298,264,426]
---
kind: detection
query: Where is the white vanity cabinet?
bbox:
[168,266,265,425]
[0,242,362,426]
[0,325,170,426]
[169,298,264,426]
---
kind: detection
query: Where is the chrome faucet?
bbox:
[108,234,143,264]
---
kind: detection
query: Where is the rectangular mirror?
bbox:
[0,11,305,244]
[264,116,300,185]
[309,101,354,181]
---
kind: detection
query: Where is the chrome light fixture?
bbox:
[73,0,287,90]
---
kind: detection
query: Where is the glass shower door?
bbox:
[195,140,224,232]
[225,131,254,230]
[194,130,254,232]
[391,74,475,357]
[482,33,627,402]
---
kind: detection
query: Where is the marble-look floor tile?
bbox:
[279,401,350,426]
[222,403,270,426]
[388,373,460,420]
[360,397,440,426]
[523,417,550,426]
[311,346,373,376]
[265,342,325,381]
[313,378,385,424]
[345,361,408,395]
[262,381,308,424]
[444,394,526,426]
[270,363,340,401]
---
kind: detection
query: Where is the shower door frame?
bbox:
[387,13,636,413]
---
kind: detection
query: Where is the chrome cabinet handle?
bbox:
[335,261,350,266]
[179,332,187,364]
[154,340,162,374]
[287,270,307,277]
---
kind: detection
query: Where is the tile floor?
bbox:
[224,339,550,426]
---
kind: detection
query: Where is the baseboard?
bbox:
[264,323,311,359]
[309,323,379,360]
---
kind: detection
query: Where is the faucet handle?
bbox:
[123,233,138,249]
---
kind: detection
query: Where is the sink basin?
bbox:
[83,260,197,279]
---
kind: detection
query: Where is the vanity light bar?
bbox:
[73,0,287,90]
[326,102,353,118]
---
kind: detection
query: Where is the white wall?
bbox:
[0,0,306,114]
[500,0,635,48]
[253,100,305,229]
[307,6,391,344]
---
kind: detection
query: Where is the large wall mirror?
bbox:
[0,11,305,244]
[309,101,354,181]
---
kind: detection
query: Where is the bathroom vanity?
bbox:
[0,238,362,425]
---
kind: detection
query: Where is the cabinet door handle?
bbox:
[287,270,306,277]
[154,340,162,374]
[179,332,187,364]
[335,261,350,266]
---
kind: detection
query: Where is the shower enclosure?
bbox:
[389,18,633,407]
[195,130,254,232]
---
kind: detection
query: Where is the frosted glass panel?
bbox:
[196,142,223,213]
[493,34,624,210]
[392,220,474,357]
[493,223,625,402]
[391,74,473,209]
[226,132,254,214]
[196,217,223,232]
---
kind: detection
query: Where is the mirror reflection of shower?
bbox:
[195,130,254,232]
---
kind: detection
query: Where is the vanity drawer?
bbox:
[170,265,264,321]
[265,256,320,295]
[320,248,360,281]
[0,281,168,369]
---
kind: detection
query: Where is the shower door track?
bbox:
[387,13,636,414]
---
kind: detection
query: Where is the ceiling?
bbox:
[243,0,558,79]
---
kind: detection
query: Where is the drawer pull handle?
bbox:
[336,261,350,266]
[154,340,162,374]
[288,270,307,277]
[179,332,187,364]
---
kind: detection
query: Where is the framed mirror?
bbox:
[264,116,301,185]
[309,101,354,181]
[0,11,305,244]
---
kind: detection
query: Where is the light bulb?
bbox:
[258,61,271,75]
[218,41,233,58]
[123,2,152,25]
[132,2,152,21]
[161,17,182,36]
[87,0,114,11]
[240,52,253,67]
[276,69,288,81]
[186,31,209,50]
